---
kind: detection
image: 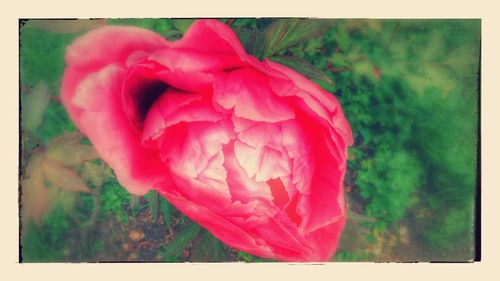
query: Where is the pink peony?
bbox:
[61,19,353,262]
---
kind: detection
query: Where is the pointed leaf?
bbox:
[162,222,201,260]
[161,29,183,40]
[160,197,172,229]
[146,190,159,223]
[21,155,47,226]
[43,160,90,193]
[23,19,106,34]
[129,194,141,216]
[46,133,98,166]
[45,186,78,214]
[263,19,333,57]
[81,161,113,188]
[191,230,228,262]
[21,80,50,131]
[268,55,333,84]
[237,27,265,60]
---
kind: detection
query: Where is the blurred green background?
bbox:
[19,18,480,262]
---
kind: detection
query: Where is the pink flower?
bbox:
[61,19,353,262]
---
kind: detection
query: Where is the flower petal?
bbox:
[223,142,273,203]
[237,122,282,149]
[173,19,247,57]
[213,68,295,122]
[156,185,276,259]
[305,213,346,261]
[66,25,169,72]
[280,120,314,194]
[157,121,235,178]
[266,59,354,146]
[173,20,289,80]
[142,90,224,144]
[293,111,346,233]
[148,48,244,72]
[64,64,167,195]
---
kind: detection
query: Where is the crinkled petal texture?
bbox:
[61,19,353,262]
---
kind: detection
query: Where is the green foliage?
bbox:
[421,206,475,255]
[21,205,71,262]
[261,19,332,58]
[100,180,131,222]
[356,150,423,224]
[191,230,228,262]
[161,221,201,261]
[160,196,172,229]
[335,251,375,262]
[172,19,196,34]
[32,100,76,144]
[20,25,76,89]
[146,190,159,222]
[333,20,477,256]
[21,81,51,131]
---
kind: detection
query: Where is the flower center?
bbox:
[135,80,169,123]
[122,77,169,132]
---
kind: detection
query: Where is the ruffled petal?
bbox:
[237,122,282,149]
[293,110,346,233]
[247,216,314,261]
[213,68,295,122]
[304,207,346,261]
[66,26,169,73]
[255,147,290,182]
[223,142,273,203]
[233,140,262,179]
[265,59,354,146]
[156,121,233,176]
[280,120,314,194]
[148,48,244,72]
[173,19,247,57]
[173,20,289,80]
[156,186,275,258]
[142,90,224,144]
[64,64,167,195]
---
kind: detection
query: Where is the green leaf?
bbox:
[23,19,105,34]
[129,194,141,215]
[146,190,159,222]
[80,162,113,188]
[162,222,201,260]
[33,101,76,144]
[160,197,172,229]
[106,18,158,31]
[20,27,76,89]
[43,160,90,193]
[21,81,51,131]
[329,53,351,68]
[153,19,174,34]
[172,19,195,34]
[45,133,98,167]
[262,19,333,57]
[191,230,228,262]
[161,29,183,40]
[268,55,333,84]
[237,28,265,60]
[353,61,377,82]
[336,22,351,50]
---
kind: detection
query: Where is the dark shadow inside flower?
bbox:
[122,66,172,133]
[134,80,169,124]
